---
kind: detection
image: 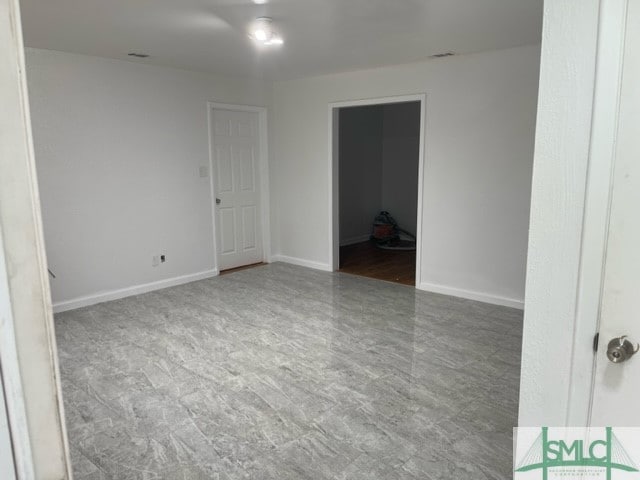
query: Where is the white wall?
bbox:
[26,48,270,310]
[271,44,540,307]
[28,45,539,311]
[338,105,384,244]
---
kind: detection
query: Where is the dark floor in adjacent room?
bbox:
[339,240,416,286]
[56,262,522,480]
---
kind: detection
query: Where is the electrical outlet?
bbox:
[160,254,166,263]
[199,166,209,178]
[152,255,160,267]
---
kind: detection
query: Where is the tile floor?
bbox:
[55,263,522,479]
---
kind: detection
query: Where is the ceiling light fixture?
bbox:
[253,0,268,4]
[249,17,283,46]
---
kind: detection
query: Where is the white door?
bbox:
[210,108,264,271]
[589,0,640,425]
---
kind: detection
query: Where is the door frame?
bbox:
[328,94,427,285]
[519,0,628,427]
[573,0,629,426]
[207,102,271,271]
[1,0,71,475]
[0,229,27,480]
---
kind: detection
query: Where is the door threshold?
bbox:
[219,262,266,276]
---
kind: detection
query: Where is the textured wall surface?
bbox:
[272,45,540,307]
[26,48,270,307]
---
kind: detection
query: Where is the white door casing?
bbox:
[1,0,71,476]
[328,94,426,285]
[0,372,16,480]
[518,0,635,428]
[210,107,264,271]
[589,0,640,426]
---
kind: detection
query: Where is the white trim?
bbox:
[271,255,332,272]
[0,219,33,480]
[328,93,427,288]
[518,0,603,427]
[415,96,426,287]
[52,269,218,313]
[418,281,524,310]
[339,234,370,247]
[330,107,340,271]
[569,0,629,426]
[207,102,271,272]
[1,0,68,475]
[0,376,16,480]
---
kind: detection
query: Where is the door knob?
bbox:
[216,198,221,205]
[606,335,639,363]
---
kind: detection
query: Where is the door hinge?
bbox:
[593,332,600,352]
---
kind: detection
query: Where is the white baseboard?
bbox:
[339,234,371,247]
[52,269,219,313]
[270,255,333,272]
[52,266,522,313]
[417,281,524,310]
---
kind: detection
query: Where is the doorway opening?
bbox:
[329,96,425,286]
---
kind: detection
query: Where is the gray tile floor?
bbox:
[55,263,522,479]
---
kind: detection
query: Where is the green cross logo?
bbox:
[516,427,639,479]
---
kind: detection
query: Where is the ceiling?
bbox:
[20,0,543,81]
